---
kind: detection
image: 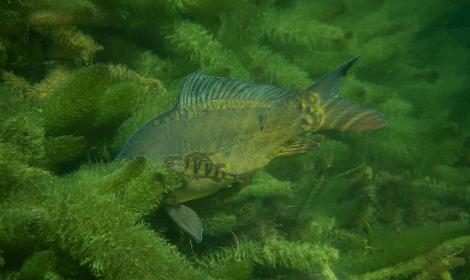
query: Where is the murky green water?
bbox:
[1,0,469,279]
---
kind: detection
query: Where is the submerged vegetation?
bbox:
[1,0,469,279]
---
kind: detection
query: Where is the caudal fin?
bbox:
[319,96,387,132]
[299,55,387,132]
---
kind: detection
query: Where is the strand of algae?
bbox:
[0,94,46,196]
[17,250,58,280]
[199,170,294,237]
[227,170,293,203]
[41,64,140,137]
[240,45,313,92]
[1,63,159,169]
[354,235,470,280]
[1,158,212,279]
[48,25,104,66]
[199,238,339,279]
[334,222,470,275]
[0,41,6,70]
[0,2,468,280]
[166,20,250,79]
[44,135,87,163]
[213,3,314,91]
[262,6,347,53]
[0,63,209,278]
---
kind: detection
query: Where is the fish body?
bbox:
[114,55,387,242]
[162,153,251,185]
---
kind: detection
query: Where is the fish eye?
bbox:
[167,161,173,166]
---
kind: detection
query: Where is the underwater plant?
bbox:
[1,0,469,279]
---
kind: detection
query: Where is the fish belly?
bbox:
[185,103,302,174]
[115,99,303,203]
[162,178,232,204]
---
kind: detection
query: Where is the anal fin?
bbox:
[164,204,203,243]
[277,138,320,157]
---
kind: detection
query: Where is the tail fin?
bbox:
[299,55,387,132]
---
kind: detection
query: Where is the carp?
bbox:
[114,55,387,242]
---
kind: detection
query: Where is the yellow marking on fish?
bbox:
[187,108,195,120]
[154,120,160,126]
[242,100,248,109]
[316,108,325,128]
[204,101,211,111]
[299,93,325,132]
[300,121,310,131]
[232,100,240,109]
[175,110,181,121]
[305,114,314,124]
[164,116,171,123]
[310,93,318,103]
[302,99,308,110]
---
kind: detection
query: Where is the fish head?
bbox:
[161,156,186,173]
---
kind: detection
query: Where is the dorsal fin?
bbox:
[177,71,297,109]
[188,152,213,164]
[301,54,361,98]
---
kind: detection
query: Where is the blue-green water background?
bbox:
[0,0,469,279]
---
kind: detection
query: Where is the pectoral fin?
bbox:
[277,138,320,157]
[235,172,251,185]
[164,204,203,243]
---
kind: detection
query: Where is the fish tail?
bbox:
[298,55,387,132]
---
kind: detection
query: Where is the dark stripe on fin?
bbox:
[189,152,211,162]
[177,72,297,108]
[164,204,203,243]
[300,55,387,132]
[320,97,387,132]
